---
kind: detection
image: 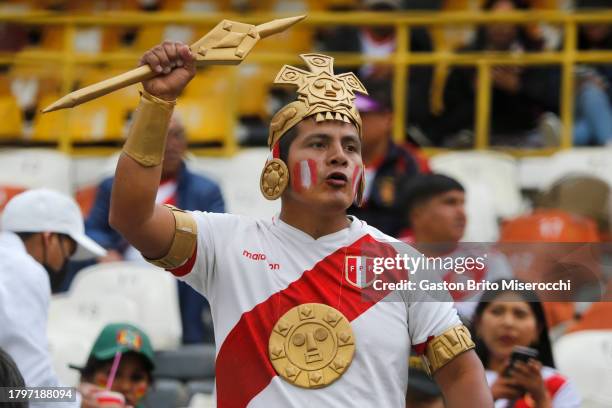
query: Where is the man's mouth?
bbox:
[326,172,348,187]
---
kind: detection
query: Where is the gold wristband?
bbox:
[123,90,176,167]
[423,324,475,375]
[146,205,197,270]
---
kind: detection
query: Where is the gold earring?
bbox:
[260,158,289,200]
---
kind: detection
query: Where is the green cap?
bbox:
[89,323,155,370]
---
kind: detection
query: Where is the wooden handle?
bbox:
[42,64,157,112]
[71,65,157,105]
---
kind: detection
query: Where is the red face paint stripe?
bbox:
[215,235,404,408]
[351,166,361,200]
[307,159,317,187]
[291,161,302,193]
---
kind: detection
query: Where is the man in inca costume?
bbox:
[109,39,493,408]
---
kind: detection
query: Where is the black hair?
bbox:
[471,279,556,369]
[398,174,464,221]
[359,77,393,112]
[0,347,27,408]
[278,124,300,164]
[80,353,154,384]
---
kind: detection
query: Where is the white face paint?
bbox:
[292,159,317,193]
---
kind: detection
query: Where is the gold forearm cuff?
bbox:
[423,325,475,374]
[123,90,176,167]
[147,205,197,270]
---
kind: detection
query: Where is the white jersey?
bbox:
[171,213,460,408]
[486,366,581,408]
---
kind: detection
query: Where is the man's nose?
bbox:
[327,141,348,166]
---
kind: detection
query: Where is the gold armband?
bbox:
[123,90,176,167]
[423,325,475,374]
[147,205,197,269]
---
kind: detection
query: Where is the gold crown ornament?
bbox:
[260,54,368,203]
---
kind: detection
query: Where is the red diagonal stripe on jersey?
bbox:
[215,234,404,408]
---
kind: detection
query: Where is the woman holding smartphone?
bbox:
[471,280,581,407]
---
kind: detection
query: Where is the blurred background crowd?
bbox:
[0,0,611,407]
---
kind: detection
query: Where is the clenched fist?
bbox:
[139,41,196,101]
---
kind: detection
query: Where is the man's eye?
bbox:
[311,142,325,148]
[346,145,357,152]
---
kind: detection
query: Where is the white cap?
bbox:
[1,188,107,261]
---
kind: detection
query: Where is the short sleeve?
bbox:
[394,245,462,353]
[409,300,461,354]
[169,212,243,299]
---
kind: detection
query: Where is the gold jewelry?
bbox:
[260,54,368,201]
[146,205,197,269]
[269,303,355,388]
[423,325,475,374]
[268,54,368,147]
[260,158,289,200]
[123,90,176,167]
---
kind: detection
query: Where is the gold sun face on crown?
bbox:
[266,53,369,148]
[274,54,367,115]
[309,74,346,101]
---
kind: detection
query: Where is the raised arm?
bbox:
[109,41,196,260]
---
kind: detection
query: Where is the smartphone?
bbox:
[503,346,539,377]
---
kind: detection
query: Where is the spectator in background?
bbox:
[316,0,435,133]
[0,347,27,408]
[75,323,154,408]
[84,114,224,344]
[397,174,466,245]
[398,174,512,320]
[348,84,426,237]
[431,0,561,147]
[0,189,105,404]
[573,0,612,146]
[472,281,581,407]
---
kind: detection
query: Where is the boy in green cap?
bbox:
[76,323,154,408]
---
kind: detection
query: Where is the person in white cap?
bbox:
[0,188,106,406]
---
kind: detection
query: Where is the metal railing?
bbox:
[0,10,611,155]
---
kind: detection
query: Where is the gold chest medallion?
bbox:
[268,303,355,388]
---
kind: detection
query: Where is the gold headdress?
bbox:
[260,54,368,202]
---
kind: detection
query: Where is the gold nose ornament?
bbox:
[42,15,306,113]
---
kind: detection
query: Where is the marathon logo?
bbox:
[243,250,280,270]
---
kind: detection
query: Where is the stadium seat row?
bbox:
[1,147,611,239]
